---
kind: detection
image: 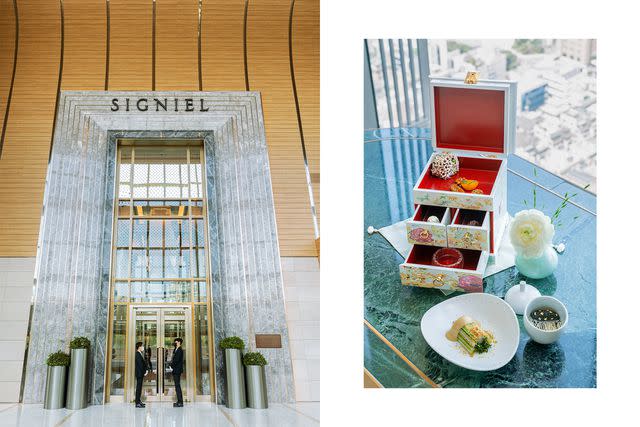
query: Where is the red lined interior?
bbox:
[454,209,486,226]
[418,156,502,194]
[413,205,446,223]
[433,86,505,153]
[407,245,481,271]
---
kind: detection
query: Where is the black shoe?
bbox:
[173,402,183,407]
[135,403,144,408]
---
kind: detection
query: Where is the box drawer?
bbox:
[447,209,490,252]
[413,154,506,211]
[399,244,488,293]
[406,205,454,246]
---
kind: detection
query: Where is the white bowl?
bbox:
[420,293,520,371]
[523,296,568,344]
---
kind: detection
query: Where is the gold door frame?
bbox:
[103,141,216,403]
[127,305,193,402]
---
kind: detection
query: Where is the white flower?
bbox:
[509,209,555,258]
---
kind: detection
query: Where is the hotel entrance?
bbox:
[128,306,192,402]
[105,141,214,403]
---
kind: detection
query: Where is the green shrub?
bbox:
[220,336,245,350]
[243,352,267,366]
[69,336,91,349]
[46,351,70,367]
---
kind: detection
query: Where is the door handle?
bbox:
[156,347,162,395]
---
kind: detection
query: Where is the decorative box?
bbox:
[400,75,517,292]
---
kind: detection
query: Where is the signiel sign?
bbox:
[110,97,210,112]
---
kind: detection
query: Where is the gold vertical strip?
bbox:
[364,319,440,388]
[199,143,217,403]
[288,0,318,238]
[47,0,65,163]
[199,144,216,402]
[242,0,249,90]
[0,0,19,159]
[105,0,110,90]
[197,0,202,91]
[151,0,156,90]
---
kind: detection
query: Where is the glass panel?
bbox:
[192,219,204,248]
[132,164,149,198]
[189,166,202,199]
[116,219,130,247]
[132,220,147,247]
[136,314,158,401]
[191,248,206,278]
[194,281,207,302]
[165,221,180,247]
[119,147,132,199]
[109,305,127,395]
[148,221,163,247]
[148,249,163,277]
[164,249,180,278]
[131,249,147,278]
[179,250,191,279]
[130,281,191,303]
[162,311,187,398]
[114,281,129,302]
[115,249,129,278]
[194,305,210,394]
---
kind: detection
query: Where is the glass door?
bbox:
[128,306,192,402]
[107,142,214,403]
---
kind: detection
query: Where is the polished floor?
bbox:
[0,402,319,427]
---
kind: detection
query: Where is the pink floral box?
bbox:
[399,245,489,293]
[411,76,516,256]
[406,206,454,247]
[446,208,490,252]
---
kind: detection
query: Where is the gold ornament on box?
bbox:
[431,152,459,179]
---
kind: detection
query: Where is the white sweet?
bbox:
[430,152,459,179]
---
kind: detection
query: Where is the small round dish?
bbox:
[432,248,464,269]
[523,296,568,344]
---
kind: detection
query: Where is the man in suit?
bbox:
[134,342,147,408]
[170,338,184,407]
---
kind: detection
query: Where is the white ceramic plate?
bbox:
[420,293,519,371]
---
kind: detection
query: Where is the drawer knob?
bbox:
[432,274,446,287]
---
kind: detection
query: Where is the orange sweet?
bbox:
[455,177,479,191]
[450,184,465,193]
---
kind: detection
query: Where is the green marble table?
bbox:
[364,129,596,388]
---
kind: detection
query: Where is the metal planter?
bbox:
[66,348,89,410]
[44,365,67,409]
[224,348,246,409]
[245,365,268,409]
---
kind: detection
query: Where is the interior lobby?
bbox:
[0,0,319,425]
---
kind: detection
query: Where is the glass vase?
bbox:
[515,245,558,279]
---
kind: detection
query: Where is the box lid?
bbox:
[429,76,517,157]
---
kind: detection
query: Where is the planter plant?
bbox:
[243,352,268,409]
[44,351,70,409]
[66,336,91,410]
[220,336,246,409]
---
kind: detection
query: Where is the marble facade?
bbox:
[22,91,294,404]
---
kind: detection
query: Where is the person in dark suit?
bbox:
[170,338,184,407]
[134,342,147,408]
